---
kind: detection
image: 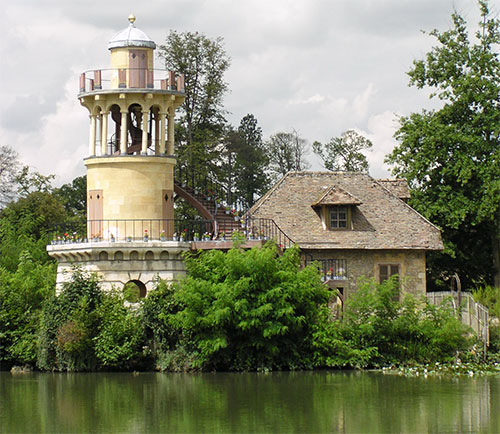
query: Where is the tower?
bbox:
[48,16,188,295]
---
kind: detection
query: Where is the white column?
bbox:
[154,111,160,154]
[96,114,102,156]
[141,110,149,155]
[159,112,166,154]
[89,114,97,156]
[101,111,108,155]
[167,109,175,155]
[120,110,128,154]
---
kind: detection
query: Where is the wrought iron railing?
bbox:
[241,217,295,250]
[304,258,348,281]
[49,219,213,243]
[48,217,295,249]
[79,68,185,93]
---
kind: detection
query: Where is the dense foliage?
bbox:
[145,243,330,371]
[386,1,500,289]
[37,270,149,371]
[313,278,471,368]
[473,285,500,318]
[313,130,372,172]
[0,252,55,368]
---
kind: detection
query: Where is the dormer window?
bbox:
[312,186,361,231]
[330,205,348,229]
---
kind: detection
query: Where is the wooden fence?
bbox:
[426,291,489,346]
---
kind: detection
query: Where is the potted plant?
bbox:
[172,232,178,241]
[143,229,149,242]
[193,232,200,241]
[219,231,226,241]
[110,233,115,242]
[160,230,167,241]
[126,235,132,242]
[203,232,211,241]
[179,229,187,241]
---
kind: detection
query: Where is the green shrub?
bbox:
[93,290,148,370]
[473,285,500,318]
[0,252,56,368]
[313,278,471,368]
[37,269,101,371]
[150,243,330,371]
[143,279,182,363]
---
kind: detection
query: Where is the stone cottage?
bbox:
[248,172,443,301]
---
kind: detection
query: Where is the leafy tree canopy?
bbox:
[158,31,231,180]
[313,130,372,172]
[266,130,310,181]
[0,145,20,209]
[386,0,500,287]
[222,115,270,208]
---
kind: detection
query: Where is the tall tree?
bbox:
[266,130,310,180]
[0,145,20,209]
[158,31,231,181]
[313,130,372,172]
[386,1,500,288]
[223,115,269,208]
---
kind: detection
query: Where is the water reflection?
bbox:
[1,371,499,433]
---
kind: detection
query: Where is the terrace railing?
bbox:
[304,258,348,281]
[79,69,185,93]
[50,219,213,243]
[241,217,295,250]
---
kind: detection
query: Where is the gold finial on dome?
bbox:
[128,14,136,24]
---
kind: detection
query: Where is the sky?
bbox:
[1,0,498,185]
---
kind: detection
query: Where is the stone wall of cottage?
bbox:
[303,249,427,299]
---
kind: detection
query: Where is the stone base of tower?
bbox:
[47,241,190,294]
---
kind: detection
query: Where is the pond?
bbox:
[1,370,499,433]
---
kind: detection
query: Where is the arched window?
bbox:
[123,280,147,302]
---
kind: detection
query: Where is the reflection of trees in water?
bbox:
[1,372,498,433]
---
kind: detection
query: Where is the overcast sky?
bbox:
[1,0,498,185]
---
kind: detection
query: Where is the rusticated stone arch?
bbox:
[129,250,139,261]
[160,251,169,260]
[99,251,108,261]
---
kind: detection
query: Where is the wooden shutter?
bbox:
[88,190,103,238]
[129,50,146,88]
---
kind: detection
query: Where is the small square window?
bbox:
[379,264,399,284]
[330,205,348,229]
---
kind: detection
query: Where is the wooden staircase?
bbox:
[174,183,243,238]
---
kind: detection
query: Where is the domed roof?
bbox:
[108,15,156,50]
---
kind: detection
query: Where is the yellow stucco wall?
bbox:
[109,47,154,88]
[85,156,175,221]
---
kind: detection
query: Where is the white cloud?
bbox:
[2,0,497,188]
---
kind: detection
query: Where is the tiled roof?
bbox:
[249,172,443,250]
[377,179,411,201]
[312,186,361,206]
